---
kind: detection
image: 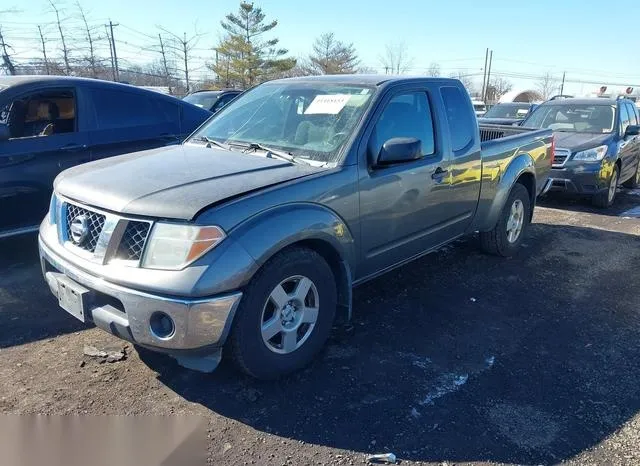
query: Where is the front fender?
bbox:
[191,202,356,297]
[233,202,356,271]
[474,153,535,232]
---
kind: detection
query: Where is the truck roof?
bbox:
[543,97,619,106]
[272,74,461,87]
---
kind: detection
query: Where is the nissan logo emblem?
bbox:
[70,215,89,245]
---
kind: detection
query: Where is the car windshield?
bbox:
[188,82,375,164]
[484,104,531,119]
[523,103,616,133]
[183,92,221,109]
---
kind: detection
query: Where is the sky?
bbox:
[3,0,640,97]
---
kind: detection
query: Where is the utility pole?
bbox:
[37,26,50,75]
[484,50,493,102]
[105,25,116,81]
[481,48,489,101]
[158,33,171,91]
[0,28,16,75]
[182,32,189,93]
[560,71,566,96]
[108,20,119,81]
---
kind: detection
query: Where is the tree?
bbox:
[486,76,512,102]
[427,62,441,77]
[210,2,295,87]
[379,41,412,74]
[76,2,101,78]
[450,71,475,93]
[158,28,205,94]
[306,33,359,75]
[537,71,559,100]
[49,0,71,75]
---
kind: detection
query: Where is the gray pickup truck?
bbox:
[39,75,553,379]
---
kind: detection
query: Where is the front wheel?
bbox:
[479,183,531,257]
[227,247,337,379]
[593,165,619,208]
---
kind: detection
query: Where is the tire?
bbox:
[593,164,619,208]
[479,183,531,257]
[227,247,337,379]
[622,162,640,189]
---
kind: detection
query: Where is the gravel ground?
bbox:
[1,190,640,465]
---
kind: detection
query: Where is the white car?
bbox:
[472,100,487,117]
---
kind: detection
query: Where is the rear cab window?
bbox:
[440,86,475,152]
[90,88,177,129]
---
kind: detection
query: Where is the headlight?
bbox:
[573,145,608,162]
[141,223,226,270]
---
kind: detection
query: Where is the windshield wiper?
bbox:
[191,135,232,151]
[239,142,305,164]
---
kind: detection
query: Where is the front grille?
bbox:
[115,221,151,261]
[65,203,106,252]
[552,148,571,167]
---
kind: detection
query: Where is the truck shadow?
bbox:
[0,234,86,348]
[141,222,640,465]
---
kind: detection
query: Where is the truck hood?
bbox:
[552,132,612,153]
[54,144,326,220]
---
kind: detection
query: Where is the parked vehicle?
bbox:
[39,75,553,379]
[478,102,537,126]
[472,99,487,117]
[0,76,211,238]
[521,97,640,207]
[183,89,242,113]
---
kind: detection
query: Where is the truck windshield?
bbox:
[523,103,616,133]
[484,104,531,119]
[188,82,375,163]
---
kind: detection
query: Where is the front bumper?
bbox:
[548,162,608,195]
[39,236,242,354]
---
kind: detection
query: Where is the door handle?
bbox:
[431,167,449,180]
[60,143,88,152]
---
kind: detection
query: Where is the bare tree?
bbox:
[450,71,475,93]
[307,32,359,75]
[49,1,71,75]
[37,26,51,75]
[159,27,205,94]
[76,2,100,77]
[379,41,412,74]
[427,62,441,77]
[537,71,559,100]
[486,76,513,102]
[0,27,15,75]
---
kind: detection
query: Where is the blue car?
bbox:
[0,76,211,238]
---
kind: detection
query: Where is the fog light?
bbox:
[149,312,175,340]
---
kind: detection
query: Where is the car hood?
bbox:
[552,132,612,153]
[478,117,520,126]
[54,144,326,220]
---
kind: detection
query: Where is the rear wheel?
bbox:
[228,247,337,379]
[622,162,640,189]
[593,165,619,208]
[480,183,531,257]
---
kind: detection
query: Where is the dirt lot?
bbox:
[2,190,640,465]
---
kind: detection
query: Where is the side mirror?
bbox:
[625,125,640,136]
[376,137,422,166]
[0,123,9,141]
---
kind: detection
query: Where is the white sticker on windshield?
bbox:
[304,94,351,114]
